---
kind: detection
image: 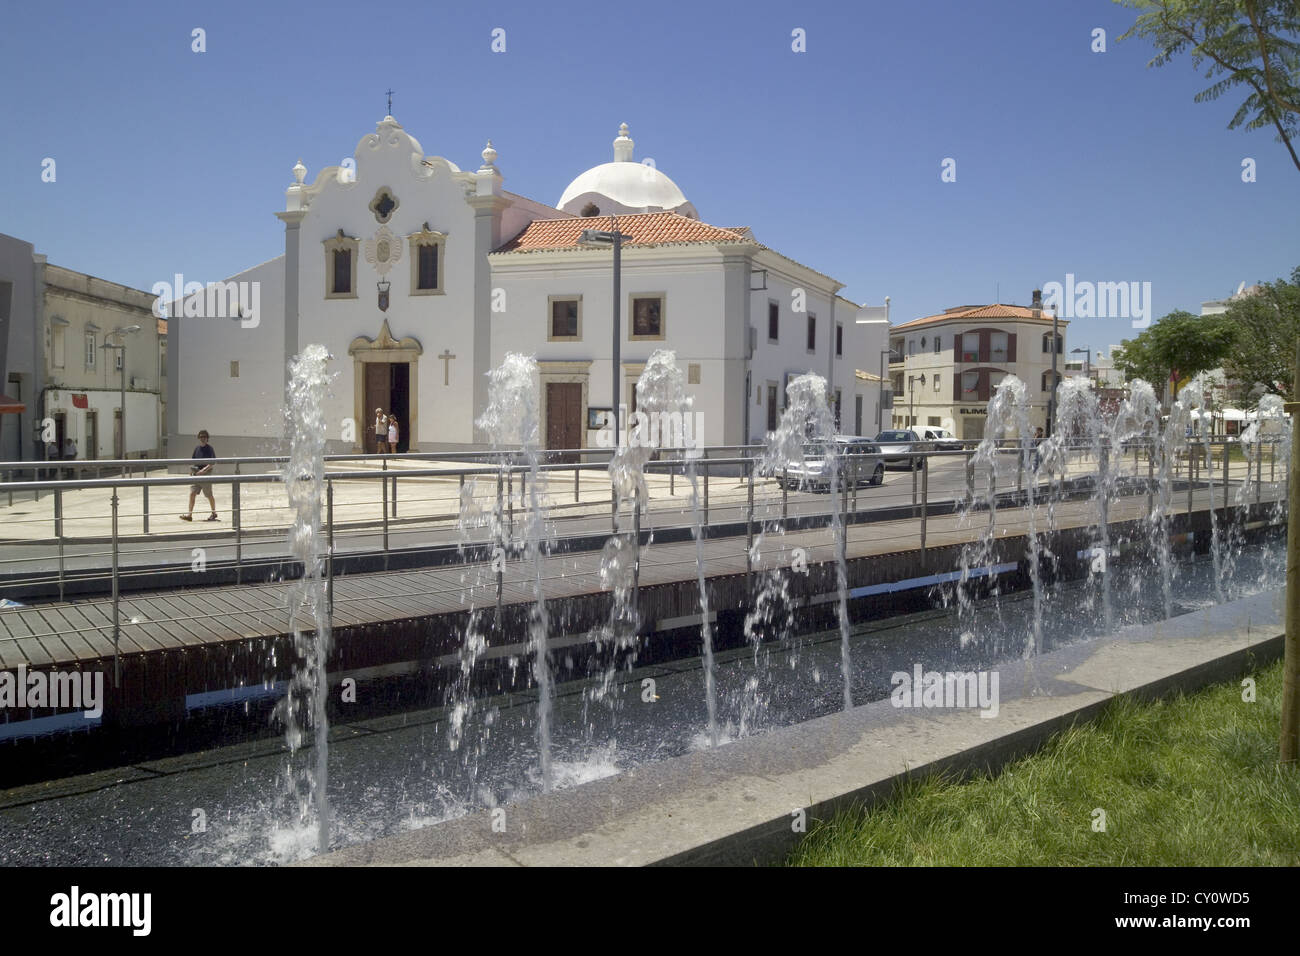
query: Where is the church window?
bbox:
[836,322,843,357]
[323,231,359,299]
[806,314,816,352]
[548,296,581,340]
[418,244,438,290]
[629,294,665,340]
[85,333,96,369]
[369,187,399,224]
[53,326,65,369]
[767,301,779,342]
[333,249,352,294]
[408,227,446,296]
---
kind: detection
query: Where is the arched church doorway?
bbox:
[349,320,422,454]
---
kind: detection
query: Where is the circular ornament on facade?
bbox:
[364,225,403,276]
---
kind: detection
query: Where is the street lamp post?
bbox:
[101,325,141,461]
[1071,346,1092,383]
[578,225,629,438]
[1047,307,1060,437]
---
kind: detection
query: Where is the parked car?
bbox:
[781,436,885,491]
[873,429,931,470]
[918,426,961,451]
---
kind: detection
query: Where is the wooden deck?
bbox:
[0,482,1276,673]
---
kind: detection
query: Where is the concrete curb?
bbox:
[304,590,1284,867]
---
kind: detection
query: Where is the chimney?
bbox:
[1031,288,1043,315]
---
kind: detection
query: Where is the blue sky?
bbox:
[1,0,1296,356]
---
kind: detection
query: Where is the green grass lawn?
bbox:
[788,659,1300,866]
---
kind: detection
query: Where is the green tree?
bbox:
[1220,266,1300,400]
[1114,309,1238,400]
[1116,0,1300,172]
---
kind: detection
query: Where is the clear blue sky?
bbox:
[1,0,1296,357]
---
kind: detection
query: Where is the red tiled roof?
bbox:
[893,303,1069,331]
[494,212,751,254]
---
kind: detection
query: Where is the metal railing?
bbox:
[0,436,1288,685]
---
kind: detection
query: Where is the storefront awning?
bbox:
[0,393,25,415]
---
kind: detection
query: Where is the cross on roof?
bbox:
[386,88,395,115]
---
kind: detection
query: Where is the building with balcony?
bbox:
[887,290,1070,439]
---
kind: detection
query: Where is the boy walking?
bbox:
[180,430,218,521]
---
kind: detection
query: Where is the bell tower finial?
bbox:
[613,122,634,162]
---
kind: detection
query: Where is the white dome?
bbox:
[557,123,695,217]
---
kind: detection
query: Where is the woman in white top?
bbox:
[387,415,399,453]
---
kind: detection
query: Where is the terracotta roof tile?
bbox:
[494,212,750,254]
[893,303,1069,331]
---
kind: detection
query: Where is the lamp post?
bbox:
[101,325,141,461]
[1071,346,1092,383]
[578,224,630,438]
[1046,307,1060,437]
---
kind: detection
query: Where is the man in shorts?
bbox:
[180,430,218,521]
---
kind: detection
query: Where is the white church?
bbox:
[168,115,889,458]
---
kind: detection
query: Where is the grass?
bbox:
[787,659,1300,866]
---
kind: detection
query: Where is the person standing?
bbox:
[386,414,399,454]
[180,430,218,521]
[374,407,386,455]
[61,436,78,480]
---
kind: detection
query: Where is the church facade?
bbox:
[168,116,888,456]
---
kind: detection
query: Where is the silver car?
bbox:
[873,429,932,470]
[781,436,885,491]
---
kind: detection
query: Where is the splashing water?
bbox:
[477,353,552,789]
[277,343,334,855]
[762,372,852,708]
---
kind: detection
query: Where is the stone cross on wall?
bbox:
[439,349,455,385]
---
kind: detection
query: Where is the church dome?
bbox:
[558,124,697,218]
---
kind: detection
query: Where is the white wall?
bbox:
[290,131,482,448]
[173,255,286,446]
[490,248,737,447]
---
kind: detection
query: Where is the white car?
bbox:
[918,426,961,451]
[780,436,885,491]
[873,429,932,470]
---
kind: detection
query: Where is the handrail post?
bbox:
[1147,447,1154,516]
[632,485,641,621]
[111,487,120,689]
[55,488,64,602]
[507,467,515,538]
[381,467,390,561]
[920,456,929,563]
[574,465,580,503]
[965,451,974,508]
[142,483,149,535]
[391,473,398,518]
[1256,442,1263,504]
[1223,441,1230,513]
[745,456,754,595]
[326,479,335,615]
[233,478,242,584]
[702,450,709,528]
[495,469,504,624]
[782,467,788,523]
